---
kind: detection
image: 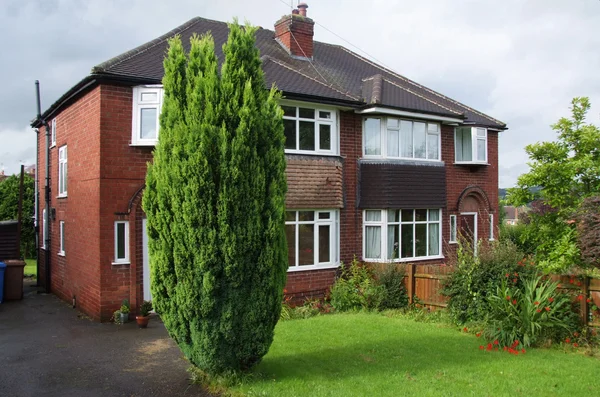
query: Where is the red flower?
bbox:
[505,273,510,277]
[512,299,517,305]
[514,272,518,277]
[574,332,579,337]
[513,278,518,283]
[569,278,575,284]
[494,347,499,351]
[503,346,507,351]
[479,345,484,350]
[506,296,511,301]
[487,343,493,351]
[493,340,499,345]
[577,281,582,286]
[476,332,481,338]
[534,301,540,306]
[511,340,519,348]
[521,349,526,354]
[577,295,584,301]
[548,297,554,303]
[587,298,591,303]
[545,306,550,312]
[573,343,578,347]
[463,327,468,332]
[565,337,571,343]
[536,309,541,313]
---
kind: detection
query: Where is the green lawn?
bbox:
[233,313,598,396]
[24,258,36,278]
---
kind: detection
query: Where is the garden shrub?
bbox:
[483,275,579,348]
[375,265,409,310]
[443,240,537,324]
[330,258,384,311]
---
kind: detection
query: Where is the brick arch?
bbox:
[457,185,492,213]
[127,184,145,214]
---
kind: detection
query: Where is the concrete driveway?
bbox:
[0,281,211,397]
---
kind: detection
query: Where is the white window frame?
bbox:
[363,209,443,262]
[132,86,163,146]
[363,117,441,161]
[454,127,488,164]
[285,210,340,271]
[113,221,130,265]
[50,118,56,147]
[489,214,494,241]
[58,145,67,197]
[42,208,47,249]
[281,101,339,155]
[449,215,457,244]
[58,221,65,256]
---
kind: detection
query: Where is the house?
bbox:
[503,205,527,225]
[32,3,505,321]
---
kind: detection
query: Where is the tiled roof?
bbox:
[51,17,506,128]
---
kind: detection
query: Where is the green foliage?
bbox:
[142,22,287,375]
[507,97,600,271]
[280,299,334,321]
[139,300,153,317]
[443,240,537,324]
[330,259,384,312]
[483,275,578,348]
[0,174,35,258]
[536,227,580,273]
[499,223,536,255]
[375,265,409,310]
[120,299,130,314]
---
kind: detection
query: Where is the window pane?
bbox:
[387,129,399,157]
[477,138,486,162]
[318,212,330,220]
[415,209,427,222]
[401,224,413,258]
[428,124,439,134]
[364,118,381,155]
[298,224,314,266]
[282,105,296,117]
[456,128,472,161]
[320,124,331,151]
[400,121,413,157]
[319,111,331,119]
[387,118,399,129]
[365,210,381,222]
[284,119,296,149]
[141,92,157,102]
[428,209,440,221]
[415,224,427,257]
[299,121,315,150]
[299,108,315,119]
[388,225,399,259]
[117,223,126,259]
[285,224,296,266]
[140,108,157,139]
[298,211,314,221]
[285,211,296,222]
[427,134,439,160]
[319,225,330,263]
[450,216,457,242]
[365,226,381,258]
[476,128,486,137]
[428,223,440,256]
[387,209,400,223]
[413,122,426,159]
[401,209,413,222]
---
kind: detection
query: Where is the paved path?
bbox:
[0,281,211,397]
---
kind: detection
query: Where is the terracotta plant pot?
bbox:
[136,315,150,328]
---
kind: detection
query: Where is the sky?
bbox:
[1,0,599,187]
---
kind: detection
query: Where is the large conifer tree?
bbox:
[143,23,287,374]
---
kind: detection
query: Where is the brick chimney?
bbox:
[274,2,314,59]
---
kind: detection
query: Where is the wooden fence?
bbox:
[400,263,600,327]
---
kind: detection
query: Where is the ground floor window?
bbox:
[285,210,339,270]
[363,209,441,261]
[113,221,130,264]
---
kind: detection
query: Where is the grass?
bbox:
[24,258,36,278]
[230,312,598,397]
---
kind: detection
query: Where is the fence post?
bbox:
[582,276,589,326]
[407,263,415,304]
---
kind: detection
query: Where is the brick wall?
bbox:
[274,15,314,58]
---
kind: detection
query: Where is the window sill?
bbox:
[285,150,339,157]
[362,156,443,163]
[111,261,130,266]
[453,162,489,166]
[57,252,65,257]
[287,263,340,273]
[50,144,56,149]
[449,241,458,245]
[56,195,68,199]
[130,142,157,147]
[363,255,444,263]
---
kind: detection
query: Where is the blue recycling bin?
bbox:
[0,262,6,303]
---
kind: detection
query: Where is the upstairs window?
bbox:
[132,86,163,145]
[51,118,56,147]
[282,105,338,155]
[58,145,67,197]
[455,127,487,163]
[364,117,440,160]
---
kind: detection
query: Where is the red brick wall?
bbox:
[274,15,314,58]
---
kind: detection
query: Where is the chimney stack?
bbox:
[274,2,314,59]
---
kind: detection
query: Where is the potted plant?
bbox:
[112,309,122,324]
[119,299,130,324]
[136,300,153,328]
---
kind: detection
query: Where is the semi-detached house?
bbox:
[32,4,505,321]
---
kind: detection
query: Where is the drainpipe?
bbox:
[35,80,51,293]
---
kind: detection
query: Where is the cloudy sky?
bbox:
[1,0,599,187]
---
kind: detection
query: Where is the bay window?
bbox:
[364,117,440,160]
[455,127,487,163]
[364,209,442,261]
[282,104,338,154]
[285,210,339,270]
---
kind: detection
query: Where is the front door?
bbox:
[459,212,477,254]
[142,218,152,301]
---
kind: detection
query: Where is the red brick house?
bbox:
[32,4,505,321]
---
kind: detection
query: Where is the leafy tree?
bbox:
[507,97,600,272]
[0,174,35,258]
[143,22,287,375]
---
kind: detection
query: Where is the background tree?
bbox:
[143,22,287,375]
[507,97,600,272]
[0,174,35,258]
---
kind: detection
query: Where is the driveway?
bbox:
[0,281,211,397]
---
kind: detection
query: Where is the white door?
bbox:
[142,218,152,301]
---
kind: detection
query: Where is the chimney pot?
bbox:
[298,2,308,17]
[292,9,299,15]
